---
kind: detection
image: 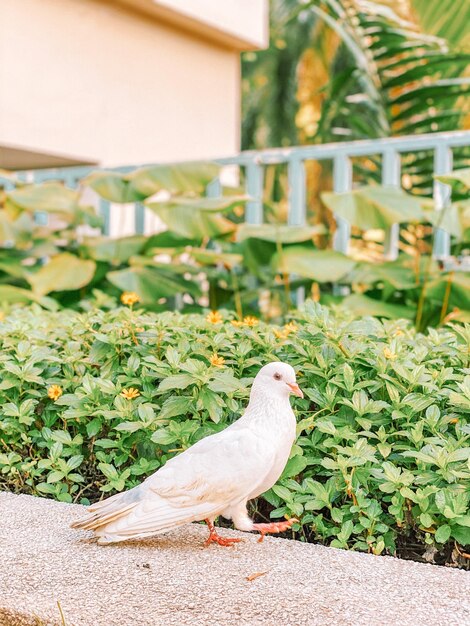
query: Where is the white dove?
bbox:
[71,362,303,546]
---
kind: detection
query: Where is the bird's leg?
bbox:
[252,518,299,543]
[204,519,243,547]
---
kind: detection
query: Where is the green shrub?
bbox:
[1,164,469,328]
[0,303,469,560]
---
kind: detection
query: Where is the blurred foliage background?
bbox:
[241,0,470,211]
[242,0,470,150]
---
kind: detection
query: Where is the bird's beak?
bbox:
[287,382,303,398]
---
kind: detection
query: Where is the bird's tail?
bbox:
[70,485,141,531]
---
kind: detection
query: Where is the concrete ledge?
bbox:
[0,491,469,626]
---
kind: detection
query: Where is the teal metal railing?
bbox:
[5,130,470,267]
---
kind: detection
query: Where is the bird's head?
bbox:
[251,362,303,400]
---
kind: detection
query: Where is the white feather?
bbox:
[71,362,299,542]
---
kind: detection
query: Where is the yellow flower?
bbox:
[274,328,289,340]
[209,354,225,368]
[449,418,459,424]
[120,387,140,400]
[206,311,223,324]
[383,347,398,360]
[120,292,140,306]
[394,329,404,337]
[135,327,145,332]
[47,385,63,401]
[0,311,4,322]
[284,322,298,335]
[243,316,258,327]
[231,320,244,327]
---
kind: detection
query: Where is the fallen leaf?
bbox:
[246,571,268,582]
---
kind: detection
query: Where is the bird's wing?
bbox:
[146,423,271,507]
[76,423,275,539]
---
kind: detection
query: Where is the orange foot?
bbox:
[204,519,243,547]
[252,518,299,543]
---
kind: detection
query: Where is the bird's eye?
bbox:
[274,373,282,381]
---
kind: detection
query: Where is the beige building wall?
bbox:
[0,0,267,169]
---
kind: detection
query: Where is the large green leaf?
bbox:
[276,247,356,282]
[435,168,470,193]
[81,235,148,264]
[84,172,147,203]
[236,223,326,243]
[411,0,470,50]
[145,198,237,239]
[26,253,96,296]
[130,162,220,197]
[107,266,200,303]
[426,274,470,311]
[321,186,425,230]
[6,184,81,218]
[423,202,470,240]
[0,252,30,279]
[351,260,419,290]
[0,210,15,242]
[85,162,220,203]
[143,231,196,251]
[0,285,57,309]
[189,248,243,268]
[341,294,414,319]
[146,196,247,214]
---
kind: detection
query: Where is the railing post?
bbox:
[432,144,453,260]
[287,157,306,226]
[245,159,264,224]
[332,154,352,254]
[287,157,307,307]
[206,177,222,198]
[382,149,401,261]
[100,200,111,236]
[332,154,352,296]
[134,204,145,235]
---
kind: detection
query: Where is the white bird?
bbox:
[71,362,303,546]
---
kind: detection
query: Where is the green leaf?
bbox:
[281,454,308,479]
[50,431,72,445]
[189,248,243,268]
[150,429,177,445]
[340,294,414,319]
[6,183,81,217]
[81,235,147,264]
[208,372,245,394]
[435,524,452,543]
[451,525,470,546]
[98,463,119,480]
[0,285,57,309]
[198,388,224,423]
[86,418,102,438]
[236,223,326,243]
[158,374,194,393]
[435,168,470,192]
[146,197,237,239]
[276,247,356,282]
[107,266,200,303]
[84,171,147,203]
[114,422,143,433]
[158,396,192,420]
[67,455,84,470]
[322,186,425,230]
[26,253,96,296]
[420,513,433,528]
[272,484,293,502]
[47,471,65,484]
[137,404,156,421]
[131,162,220,196]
